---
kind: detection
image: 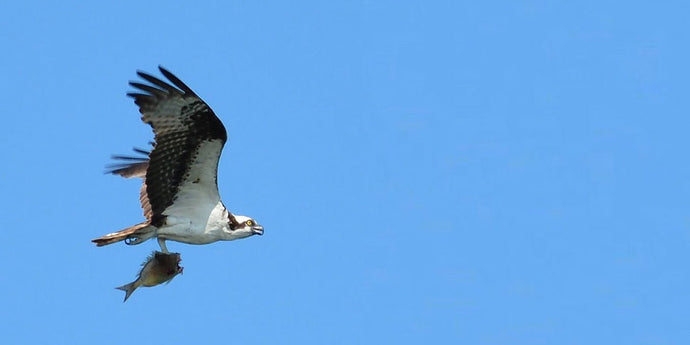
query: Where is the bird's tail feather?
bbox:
[92,222,153,247]
[115,282,137,302]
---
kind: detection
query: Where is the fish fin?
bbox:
[115,282,137,302]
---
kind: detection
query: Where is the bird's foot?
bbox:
[125,235,147,246]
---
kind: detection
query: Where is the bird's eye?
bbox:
[246,220,253,226]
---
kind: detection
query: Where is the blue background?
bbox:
[1,1,688,344]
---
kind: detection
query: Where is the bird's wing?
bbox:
[127,67,228,226]
[106,147,153,220]
[108,147,150,178]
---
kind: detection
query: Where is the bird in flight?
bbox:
[92,67,264,253]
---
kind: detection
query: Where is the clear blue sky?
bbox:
[0,1,687,344]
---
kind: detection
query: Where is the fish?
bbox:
[116,251,183,302]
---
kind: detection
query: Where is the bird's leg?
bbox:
[157,238,169,253]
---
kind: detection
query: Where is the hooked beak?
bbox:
[252,225,264,236]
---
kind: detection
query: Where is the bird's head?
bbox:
[225,214,264,240]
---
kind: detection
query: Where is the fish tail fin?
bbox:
[116,282,138,302]
[92,222,153,247]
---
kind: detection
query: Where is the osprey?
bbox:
[92,67,263,253]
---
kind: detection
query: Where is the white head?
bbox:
[223,214,264,240]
